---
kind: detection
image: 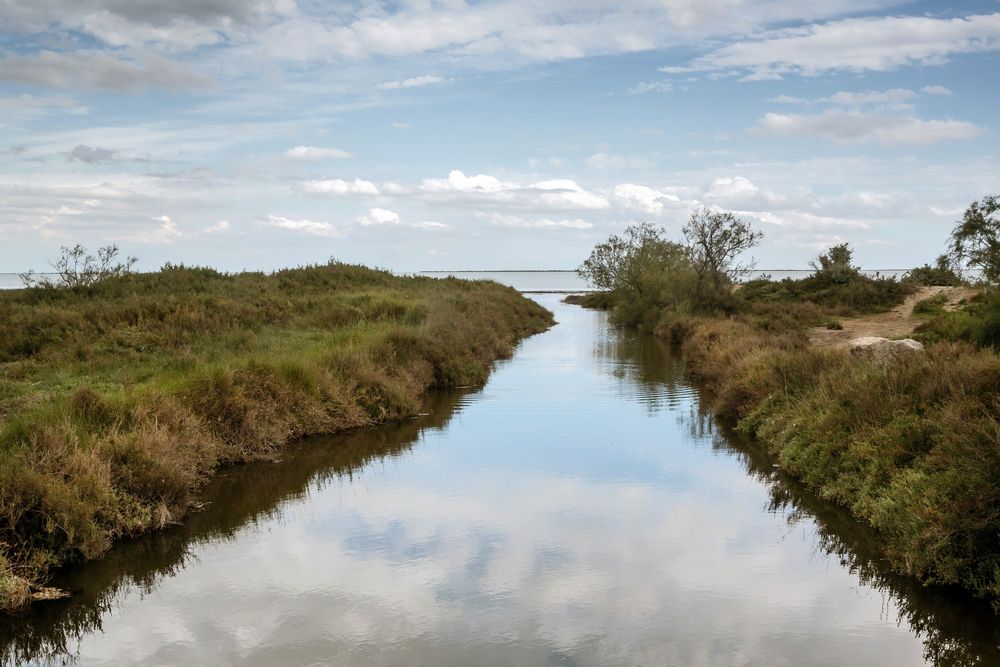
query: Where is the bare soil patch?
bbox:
[809,286,979,348]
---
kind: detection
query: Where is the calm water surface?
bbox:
[2,295,997,665]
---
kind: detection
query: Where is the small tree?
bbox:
[681,208,763,294]
[810,243,859,285]
[578,222,695,326]
[20,244,137,289]
[579,222,687,295]
[905,254,965,287]
[949,194,1000,285]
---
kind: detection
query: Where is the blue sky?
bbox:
[1,1,998,272]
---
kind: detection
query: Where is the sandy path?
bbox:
[808,286,979,348]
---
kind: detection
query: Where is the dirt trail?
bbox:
[808,286,979,348]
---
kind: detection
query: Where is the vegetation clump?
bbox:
[739,243,914,315]
[0,260,553,611]
[905,255,966,287]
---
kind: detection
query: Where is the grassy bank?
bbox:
[0,262,553,611]
[651,309,1000,608]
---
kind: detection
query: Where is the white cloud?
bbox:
[357,207,447,229]
[301,178,379,195]
[664,13,1000,79]
[421,170,510,193]
[284,146,352,161]
[264,214,341,237]
[357,207,400,226]
[920,85,952,96]
[391,122,411,128]
[704,176,788,208]
[204,220,231,234]
[753,110,984,145]
[612,184,683,216]
[144,214,182,243]
[378,75,447,90]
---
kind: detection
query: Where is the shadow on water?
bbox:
[0,391,470,666]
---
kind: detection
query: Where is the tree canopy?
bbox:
[950,194,1000,285]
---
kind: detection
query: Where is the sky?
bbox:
[1,1,998,273]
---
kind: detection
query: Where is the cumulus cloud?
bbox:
[703,176,788,208]
[284,146,352,161]
[663,13,1000,79]
[141,214,182,243]
[66,144,118,164]
[920,85,952,96]
[264,214,341,237]
[753,110,984,145]
[378,75,447,90]
[612,184,684,215]
[358,207,447,229]
[301,178,379,195]
[357,207,400,226]
[0,51,214,92]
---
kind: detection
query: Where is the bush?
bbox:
[905,255,966,287]
[738,273,912,315]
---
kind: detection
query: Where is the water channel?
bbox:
[2,295,997,665]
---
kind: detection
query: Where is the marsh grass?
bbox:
[0,262,553,611]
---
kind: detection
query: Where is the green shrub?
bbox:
[905,255,966,287]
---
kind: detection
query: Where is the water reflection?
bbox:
[1,296,997,666]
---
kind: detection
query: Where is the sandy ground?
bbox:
[808,286,980,348]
